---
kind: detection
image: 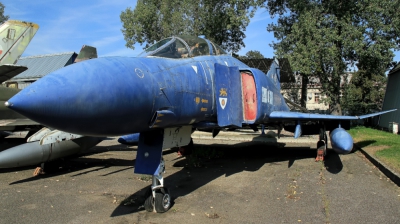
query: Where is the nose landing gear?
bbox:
[143,158,171,213]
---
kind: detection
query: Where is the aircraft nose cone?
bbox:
[7,57,155,136]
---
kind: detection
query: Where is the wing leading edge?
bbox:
[269,109,397,121]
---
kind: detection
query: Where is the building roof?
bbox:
[10,52,77,80]
[389,62,400,75]
[238,58,295,83]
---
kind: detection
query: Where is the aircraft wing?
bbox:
[0,119,40,128]
[0,65,28,83]
[269,109,397,121]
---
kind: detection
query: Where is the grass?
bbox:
[348,126,400,173]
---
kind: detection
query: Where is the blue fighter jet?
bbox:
[5,35,396,213]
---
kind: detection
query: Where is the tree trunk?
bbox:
[329,102,342,115]
[329,78,342,115]
[300,75,308,109]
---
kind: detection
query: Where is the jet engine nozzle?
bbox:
[329,127,353,154]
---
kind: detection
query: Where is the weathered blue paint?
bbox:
[214,63,242,127]
[135,130,164,175]
[8,52,293,137]
[330,127,353,154]
[269,111,396,120]
[294,123,302,139]
[248,68,290,123]
[6,36,397,174]
[150,110,178,128]
[118,133,140,146]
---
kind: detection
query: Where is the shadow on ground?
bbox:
[1,139,344,215]
[354,140,377,148]
[110,142,344,217]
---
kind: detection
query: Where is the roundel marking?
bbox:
[135,68,145,78]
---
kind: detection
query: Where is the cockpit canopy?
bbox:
[138,35,227,58]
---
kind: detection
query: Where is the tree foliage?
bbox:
[244,50,265,59]
[0,2,9,24]
[264,0,400,115]
[234,50,265,59]
[120,0,260,53]
[341,72,387,115]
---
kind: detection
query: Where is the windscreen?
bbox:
[139,36,227,58]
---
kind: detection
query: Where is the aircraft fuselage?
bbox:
[7,55,288,136]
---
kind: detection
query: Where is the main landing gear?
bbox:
[143,158,171,213]
[316,127,328,162]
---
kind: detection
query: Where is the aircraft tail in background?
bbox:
[0,20,39,65]
[74,45,97,63]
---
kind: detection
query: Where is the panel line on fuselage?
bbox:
[199,62,208,84]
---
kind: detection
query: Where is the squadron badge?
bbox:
[219,88,228,109]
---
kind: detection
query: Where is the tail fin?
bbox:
[266,58,281,90]
[0,20,39,65]
[74,45,97,63]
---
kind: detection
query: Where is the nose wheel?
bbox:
[144,187,171,213]
[143,158,172,213]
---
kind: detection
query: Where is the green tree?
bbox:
[233,50,265,59]
[341,72,387,115]
[245,50,264,59]
[0,2,9,24]
[341,54,389,116]
[120,0,260,53]
[265,0,400,115]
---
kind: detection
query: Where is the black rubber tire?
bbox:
[144,195,154,212]
[143,188,153,212]
[154,188,171,213]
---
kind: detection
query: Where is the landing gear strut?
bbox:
[136,127,192,213]
[143,158,171,213]
[316,127,327,162]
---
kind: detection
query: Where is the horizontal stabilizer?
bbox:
[74,45,98,63]
[0,20,39,65]
[269,109,397,121]
[0,65,28,83]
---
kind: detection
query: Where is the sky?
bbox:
[2,0,400,62]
